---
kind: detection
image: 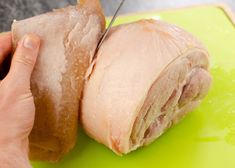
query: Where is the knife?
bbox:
[95,0,126,52]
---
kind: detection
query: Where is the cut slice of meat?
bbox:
[81,19,212,154]
[11,0,105,162]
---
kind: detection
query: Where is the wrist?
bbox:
[0,139,31,168]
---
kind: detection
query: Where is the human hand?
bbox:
[0,32,40,168]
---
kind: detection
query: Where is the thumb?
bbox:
[8,34,40,86]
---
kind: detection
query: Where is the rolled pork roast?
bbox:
[12,0,105,161]
[81,20,212,154]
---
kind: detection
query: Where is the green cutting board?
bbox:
[33,5,235,168]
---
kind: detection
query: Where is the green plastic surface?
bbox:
[33,6,235,168]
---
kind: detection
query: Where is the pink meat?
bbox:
[81,19,212,154]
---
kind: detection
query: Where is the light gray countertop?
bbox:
[100,0,235,16]
[0,0,234,31]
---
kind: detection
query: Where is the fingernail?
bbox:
[23,34,40,50]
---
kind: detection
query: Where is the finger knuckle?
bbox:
[0,80,31,101]
[15,54,34,66]
[18,92,33,101]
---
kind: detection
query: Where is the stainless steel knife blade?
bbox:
[96,0,126,51]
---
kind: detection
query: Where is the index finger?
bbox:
[0,32,13,64]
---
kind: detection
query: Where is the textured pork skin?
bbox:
[12,0,105,162]
[81,19,211,154]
